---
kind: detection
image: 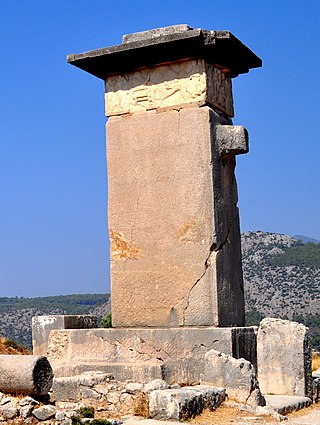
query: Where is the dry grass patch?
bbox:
[0,336,30,355]
[313,351,320,372]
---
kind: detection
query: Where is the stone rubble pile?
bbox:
[0,389,123,424]
[0,373,226,424]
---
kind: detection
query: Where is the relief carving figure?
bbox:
[105,59,210,116]
[105,59,233,116]
[206,66,234,117]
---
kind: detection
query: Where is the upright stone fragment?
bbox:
[257,318,312,398]
[200,350,265,408]
[68,25,261,328]
[32,315,98,355]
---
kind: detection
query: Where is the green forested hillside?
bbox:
[0,293,109,314]
[243,231,320,349]
[270,242,320,268]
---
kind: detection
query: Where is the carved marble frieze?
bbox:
[105,59,234,117]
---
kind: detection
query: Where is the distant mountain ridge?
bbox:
[293,234,320,244]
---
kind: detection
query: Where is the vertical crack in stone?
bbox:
[183,242,216,325]
[182,208,241,324]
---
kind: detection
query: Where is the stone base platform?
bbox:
[47,326,256,385]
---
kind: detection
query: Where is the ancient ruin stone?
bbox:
[257,318,312,398]
[48,326,257,384]
[201,350,265,408]
[33,404,56,420]
[0,401,19,419]
[149,385,225,420]
[32,315,97,356]
[20,405,33,418]
[0,355,53,396]
[144,379,169,393]
[68,24,261,329]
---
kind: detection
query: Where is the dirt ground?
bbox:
[190,404,320,425]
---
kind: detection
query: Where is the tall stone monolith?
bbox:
[68,25,261,328]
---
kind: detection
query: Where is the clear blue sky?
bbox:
[0,1,319,297]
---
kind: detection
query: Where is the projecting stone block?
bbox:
[215,125,248,157]
[257,318,312,398]
[107,106,245,328]
[32,315,98,355]
[47,327,256,384]
[200,350,265,408]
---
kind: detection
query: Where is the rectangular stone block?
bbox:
[47,327,256,384]
[257,318,312,398]
[149,385,225,420]
[107,106,244,328]
[32,315,98,356]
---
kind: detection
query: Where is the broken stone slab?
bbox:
[149,385,225,420]
[47,327,257,384]
[200,350,265,408]
[32,315,98,356]
[257,318,312,398]
[264,395,312,415]
[0,355,53,396]
[122,24,193,43]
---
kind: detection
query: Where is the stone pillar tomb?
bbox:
[45,25,262,383]
[68,24,261,328]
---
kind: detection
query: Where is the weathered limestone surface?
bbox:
[122,24,193,44]
[149,385,225,420]
[32,315,97,355]
[47,327,256,384]
[105,59,234,117]
[53,373,170,417]
[108,106,245,328]
[0,355,53,396]
[200,350,265,408]
[264,395,312,415]
[257,318,312,398]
